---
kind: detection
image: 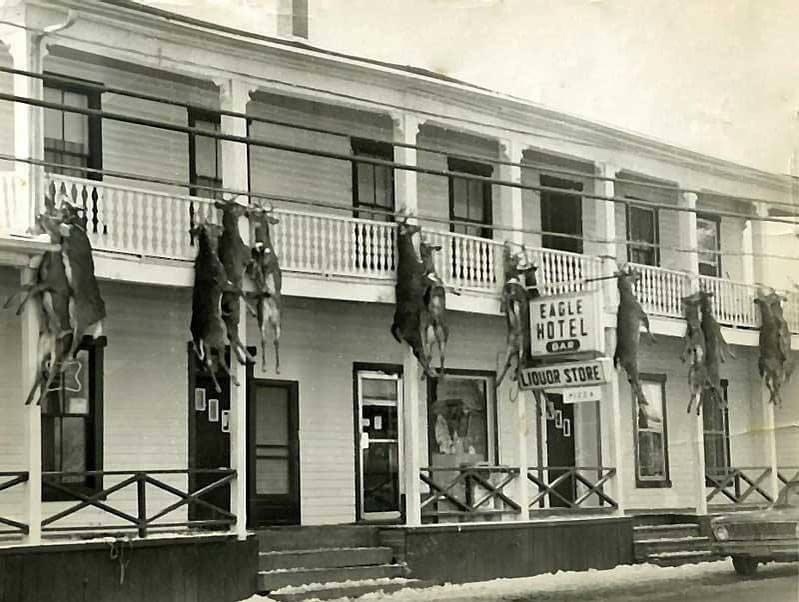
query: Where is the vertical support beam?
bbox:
[741,218,754,286]
[393,113,422,525]
[515,391,530,520]
[678,192,700,291]
[595,163,624,514]
[20,266,41,543]
[218,78,252,539]
[750,203,778,499]
[7,28,45,232]
[498,139,524,246]
[694,408,708,515]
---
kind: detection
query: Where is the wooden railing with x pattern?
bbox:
[41,468,236,537]
[0,471,29,536]
[706,466,782,506]
[527,466,618,510]
[420,465,521,522]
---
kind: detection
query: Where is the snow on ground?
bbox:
[237,560,798,602]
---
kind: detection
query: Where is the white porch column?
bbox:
[5,27,45,232]
[218,78,252,540]
[678,192,707,514]
[595,163,625,515]
[498,139,524,246]
[515,391,531,520]
[393,113,423,525]
[20,266,42,544]
[750,202,780,499]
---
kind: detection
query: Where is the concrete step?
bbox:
[268,578,433,602]
[634,536,710,560]
[633,523,702,541]
[257,525,380,552]
[259,547,394,571]
[258,563,408,591]
[646,550,723,567]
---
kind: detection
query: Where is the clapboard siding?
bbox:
[775,371,799,468]
[698,194,748,282]
[248,94,392,216]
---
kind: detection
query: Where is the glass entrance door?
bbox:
[357,371,402,521]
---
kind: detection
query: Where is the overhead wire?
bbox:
[1,17,797,209]
[1,90,798,229]
[4,153,798,265]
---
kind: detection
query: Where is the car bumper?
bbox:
[713,539,799,560]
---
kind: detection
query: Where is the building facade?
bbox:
[0,0,798,595]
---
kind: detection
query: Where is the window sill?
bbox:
[636,479,672,489]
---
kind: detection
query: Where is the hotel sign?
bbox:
[529,291,602,357]
[519,359,611,391]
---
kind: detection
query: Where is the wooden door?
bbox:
[248,380,300,526]
[545,393,576,507]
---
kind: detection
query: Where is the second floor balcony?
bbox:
[3,171,795,337]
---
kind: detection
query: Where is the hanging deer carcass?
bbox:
[419,240,447,376]
[190,222,236,393]
[614,267,655,419]
[755,290,793,405]
[681,292,707,414]
[391,219,436,377]
[698,290,733,410]
[58,202,106,360]
[496,243,538,389]
[216,200,256,366]
[247,206,282,373]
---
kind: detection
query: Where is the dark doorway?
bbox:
[540,174,583,254]
[248,380,301,526]
[188,348,251,523]
[545,393,576,507]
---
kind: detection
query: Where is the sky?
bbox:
[140,0,799,176]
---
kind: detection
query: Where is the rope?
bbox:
[108,538,133,585]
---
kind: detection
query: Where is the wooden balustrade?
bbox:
[419,465,521,522]
[706,466,777,505]
[527,466,617,510]
[777,466,799,496]
[0,471,29,536]
[40,468,236,538]
[527,247,604,295]
[631,263,689,319]
[697,275,759,328]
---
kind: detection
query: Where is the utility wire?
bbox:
[6,153,798,266]
[1,18,797,208]
[2,90,798,229]
[2,65,797,214]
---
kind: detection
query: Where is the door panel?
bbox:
[356,371,402,521]
[546,393,576,507]
[248,381,300,526]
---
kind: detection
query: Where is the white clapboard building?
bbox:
[0,1,797,599]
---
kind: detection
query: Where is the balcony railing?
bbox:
[0,471,29,536]
[38,174,799,330]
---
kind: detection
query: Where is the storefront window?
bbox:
[634,375,671,487]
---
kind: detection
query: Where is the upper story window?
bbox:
[189,109,223,200]
[540,174,583,254]
[697,214,721,277]
[626,204,660,266]
[44,80,102,180]
[634,374,671,488]
[703,380,730,481]
[42,337,105,501]
[352,138,394,222]
[448,157,493,239]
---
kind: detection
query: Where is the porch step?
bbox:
[267,578,433,602]
[258,563,408,591]
[633,523,702,540]
[257,525,380,552]
[259,547,394,571]
[634,536,710,560]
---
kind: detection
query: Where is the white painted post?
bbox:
[20,266,42,544]
[219,78,252,540]
[515,391,530,520]
[595,163,625,515]
[498,139,524,247]
[678,192,707,513]
[393,113,423,526]
[6,27,45,232]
